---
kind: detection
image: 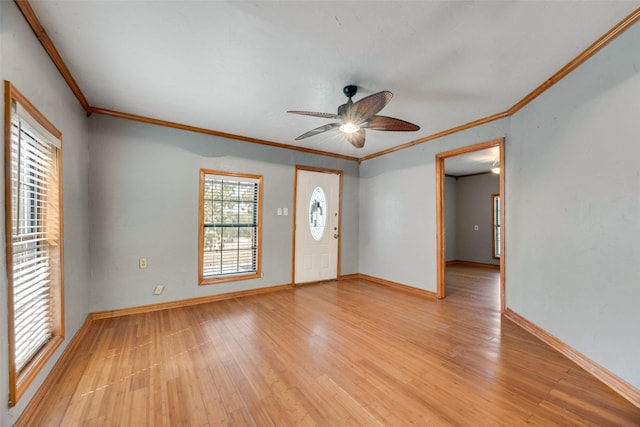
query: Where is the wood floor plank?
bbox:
[19,265,640,426]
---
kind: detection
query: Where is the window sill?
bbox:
[12,335,64,406]
[199,271,261,286]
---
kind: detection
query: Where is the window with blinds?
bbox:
[199,170,262,284]
[5,82,64,406]
[492,194,501,259]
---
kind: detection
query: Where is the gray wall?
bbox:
[88,115,359,312]
[3,2,640,418]
[455,173,499,265]
[444,176,457,261]
[360,16,640,390]
[507,19,640,388]
[358,118,510,291]
[0,3,91,425]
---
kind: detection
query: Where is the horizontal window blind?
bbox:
[201,174,259,279]
[10,114,57,373]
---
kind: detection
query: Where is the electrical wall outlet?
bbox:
[139,258,148,269]
[153,284,164,295]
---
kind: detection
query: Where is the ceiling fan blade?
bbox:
[351,91,393,120]
[288,110,339,119]
[363,115,420,131]
[295,123,341,140]
[344,129,366,148]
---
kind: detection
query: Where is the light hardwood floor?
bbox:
[22,266,640,426]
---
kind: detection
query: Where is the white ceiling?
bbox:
[27,1,639,162]
[445,147,499,177]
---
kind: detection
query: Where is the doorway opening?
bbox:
[435,138,505,312]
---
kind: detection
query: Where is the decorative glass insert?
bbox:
[309,186,327,240]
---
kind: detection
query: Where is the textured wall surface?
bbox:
[88,115,359,311]
[444,176,457,261]
[455,173,499,265]
[508,21,640,388]
[0,3,91,424]
[359,119,509,291]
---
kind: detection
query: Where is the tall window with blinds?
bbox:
[5,82,64,406]
[199,170,262,284]
[492,194,501,259]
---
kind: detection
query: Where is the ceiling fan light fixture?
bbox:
[491,160,500,174]
[288,85,419,148]
[339,122,360,134]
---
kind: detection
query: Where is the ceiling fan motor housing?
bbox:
[343,85,358,99]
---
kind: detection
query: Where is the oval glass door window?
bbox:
[309,186,327,240]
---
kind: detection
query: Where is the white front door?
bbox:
[294,169,341,284]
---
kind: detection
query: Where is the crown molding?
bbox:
[16,1,640,162]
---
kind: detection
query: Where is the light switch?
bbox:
[474,225,479,231]
[277,208,283,216]
[283,208,288,216]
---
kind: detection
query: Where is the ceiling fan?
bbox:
[288,85,420,148]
